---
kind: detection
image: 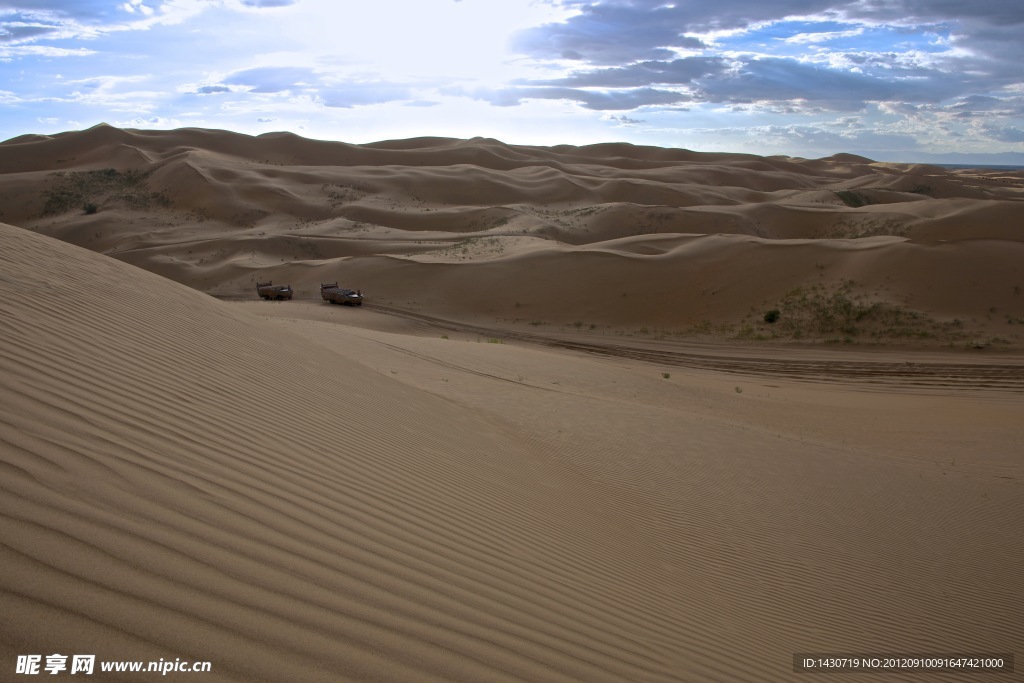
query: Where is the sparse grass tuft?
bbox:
[429,235,505,260]
[42,168,169,216]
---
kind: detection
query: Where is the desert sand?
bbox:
[1,126,1023,681]
[3,124,1024,346]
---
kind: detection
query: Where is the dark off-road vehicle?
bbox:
[321,283,363,306]
[256,281,294,300]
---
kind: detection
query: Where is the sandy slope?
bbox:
[2,125,1023,347]
[0,222,694,681]
[2,223,1022,681]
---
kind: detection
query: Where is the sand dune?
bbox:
[2,221,1022,681]
[2,124,1022,348]
[0,222,695,680]
[2,124,1024,680]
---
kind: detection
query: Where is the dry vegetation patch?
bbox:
[741,280,987,345]
[42,168,170,216]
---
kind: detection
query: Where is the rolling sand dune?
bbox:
[2,124,1022,348]
[1,222,1022,681]
[1,126,1023,680]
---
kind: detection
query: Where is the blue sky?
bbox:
[3,0,1024,160]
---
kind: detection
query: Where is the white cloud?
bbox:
[973,121,1024,143]
[237,0,298,7]
[605,114,645,125]
[783,28,864,44]
[114,115,182,127]
[120,0,155,16]
[0,45,96,58]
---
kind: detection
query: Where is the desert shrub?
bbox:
[764,280,975,343]
[834,190,872,208]
[42,168,168,216]
[763,309,780,324]
[83,202,98,215]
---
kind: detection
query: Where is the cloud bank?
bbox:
[1,0,1023,158]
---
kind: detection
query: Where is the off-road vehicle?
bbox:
[321,283,363,306]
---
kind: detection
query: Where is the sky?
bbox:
[2,0,1024,161]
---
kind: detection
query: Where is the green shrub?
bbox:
[763,309,780,324]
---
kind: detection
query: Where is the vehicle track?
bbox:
[368,304,1024,394]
